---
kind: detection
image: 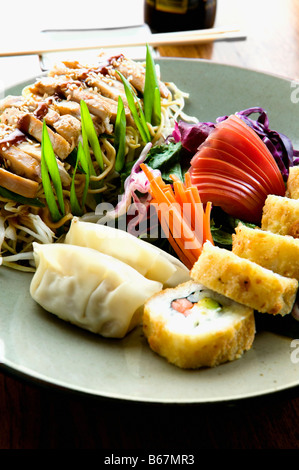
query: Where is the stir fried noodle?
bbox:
[0,53,196,271]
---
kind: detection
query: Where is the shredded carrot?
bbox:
[140,164,214,269]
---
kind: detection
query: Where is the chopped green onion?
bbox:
[114,96,127,172]
[144,44,161,126]
[41,120,65,222]
[81,118,96,176]
[153,86,162,125]
[80,100,104,172]
[117,71,151,143]
[70,141,90,216]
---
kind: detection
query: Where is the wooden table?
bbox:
[1,0,299,451]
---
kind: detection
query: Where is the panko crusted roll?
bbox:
[286,166,299,199]
[190,242,298,316]
[30,242,163,338]
[143,280,255,369]
[232,223,299,280]
[261,194,299,237]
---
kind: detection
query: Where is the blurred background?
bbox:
[1,0,298,90]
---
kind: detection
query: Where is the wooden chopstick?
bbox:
[0,26,245,57]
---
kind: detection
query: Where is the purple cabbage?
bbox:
[172,120,215,154]
[173,107,299,181]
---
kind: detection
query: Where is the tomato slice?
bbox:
[190,171,265,206]
[201,137,276,193]
[216,116,285,193]
[191,150,269,198]
[188,176,263,222]
[189,114,286,223]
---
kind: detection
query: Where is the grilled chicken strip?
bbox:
[25,76,126,131]
[48,61,129,105]
[0,167,39,198]
[107,54,171,99]
[1,106,72,160]
[0,145,41,182]
[41,107,81,150]
[16,142,71,187]
[18,113,71,160]
[64,85,133,125]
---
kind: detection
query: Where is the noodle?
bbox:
[0,55,195,269]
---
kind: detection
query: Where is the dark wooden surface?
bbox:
[1,0,299,451]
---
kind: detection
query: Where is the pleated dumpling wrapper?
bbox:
[30,242,163,338]
[65,218,190,287]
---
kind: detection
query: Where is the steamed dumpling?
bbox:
[30,242,163,338]
[65,218,190,287]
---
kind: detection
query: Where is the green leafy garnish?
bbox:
[210,207,257,248]
[70,141,90,216]
[41,120,65,222]
[114,96,127,172]
[144,44,161,126]
[144,141,183,182]
[80,100,104,172]
[117,71,151,143]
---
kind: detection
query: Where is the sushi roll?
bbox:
[232,222,299,280]
[261,194,299,237]
[143,280,255,369]
[190,241,298,316]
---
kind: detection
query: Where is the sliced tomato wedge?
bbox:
[215,116,285,193]
[191,150,269,199]
[189,114,286,223]
[189,178,263,222]
[202,137,276,193]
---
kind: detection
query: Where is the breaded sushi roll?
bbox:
[143,280,255,369]
[232,223,299,280]
[261,194,299,238]
[286,166,299,199]
[190,241,298,316]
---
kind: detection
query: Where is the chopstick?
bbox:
[0,26,246,57]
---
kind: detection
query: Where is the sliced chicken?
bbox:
[26,76,122,132]
[85,74,128,106]
[64,85,133,126]
[25,76,72,98]
[0,95,26,114]
[0,167,39,198]
[51,99,112,134]
[51,99,81,119]
[0,145,41,182]
[41,107,81,150]
[107,54,171,99]
[18,113,71,160]
[48,61,129,105]
[16,142,71,187]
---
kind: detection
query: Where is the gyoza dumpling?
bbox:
[65,217,190,287]
[30,242,163,338]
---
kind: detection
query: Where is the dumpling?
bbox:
[30,242,163,338]
[64,217,190,287]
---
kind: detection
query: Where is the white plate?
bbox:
[1,58,299,403]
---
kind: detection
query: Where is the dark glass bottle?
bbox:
[144,0,217,33]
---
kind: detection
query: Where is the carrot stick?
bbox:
[203,201,214,244]
[140,163,213,268]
